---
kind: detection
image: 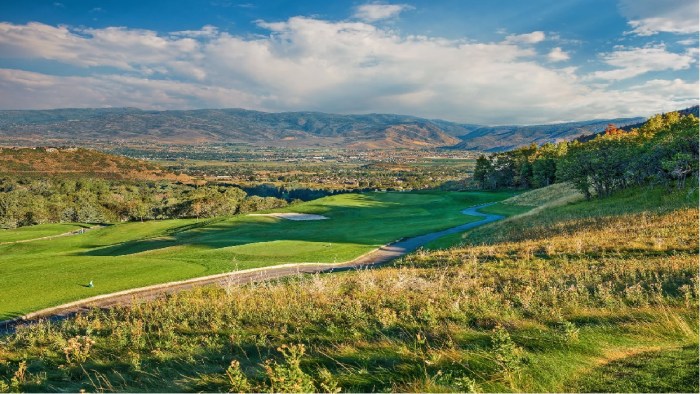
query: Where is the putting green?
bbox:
[0,191,515,319]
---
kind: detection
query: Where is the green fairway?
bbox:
[0,190,515,320]
[0,223,91,243]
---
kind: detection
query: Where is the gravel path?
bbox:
[0,203,503,333]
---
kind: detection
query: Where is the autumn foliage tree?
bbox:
[603,123,623,136]
[471,110,699,198]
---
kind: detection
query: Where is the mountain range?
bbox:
[0,107,649,151]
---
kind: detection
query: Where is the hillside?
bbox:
[0,185,695,392]
[450,117,645,152]
[0,146,191,182]
[0,107,644,151]
[574,105,700,143]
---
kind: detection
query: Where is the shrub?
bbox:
[63,336,95,366]
[262,344,316,393]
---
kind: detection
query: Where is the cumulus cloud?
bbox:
[551,77,698,121]
[0,19,696,123]
[677,38,698,46]
[0,68,261,110]
[618,0,699,36]
[0,22,204,80]
[589,44,696,81]
[505,31,545,44]
[547,47,570,62]
[627,78,699,99]
[353,3,411,21]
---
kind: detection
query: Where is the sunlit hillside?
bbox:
[1,183,696,392]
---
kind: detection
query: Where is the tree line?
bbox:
[0,178,289,229]
[472,111,699,198]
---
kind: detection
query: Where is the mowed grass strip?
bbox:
[0,190,515,319]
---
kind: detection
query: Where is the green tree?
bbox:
[473,155,493,189]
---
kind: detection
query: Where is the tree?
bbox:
[128,200,150,222]
[557,111,698,198]
[557,141,593,199]
[473,155,493,189]
[603,123,623,136]
[662,152,694,188]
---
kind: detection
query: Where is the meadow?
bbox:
[0,184,696,392]
[0,190,516,320]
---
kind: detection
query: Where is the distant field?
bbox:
[0,190,515,320]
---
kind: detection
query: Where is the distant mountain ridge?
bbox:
[0,107,650,151]
[451,117,647,152]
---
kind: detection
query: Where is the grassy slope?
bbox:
[423,202,531,250]
[0,223,90,243]
[0,190,514,319]
[424,183,583,250]
[0,147,191,182]
[0,184,696,392]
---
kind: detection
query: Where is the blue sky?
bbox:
[0,0,697,124]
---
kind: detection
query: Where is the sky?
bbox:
[0,0,697,124]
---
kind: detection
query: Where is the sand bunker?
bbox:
[248,213,329,221]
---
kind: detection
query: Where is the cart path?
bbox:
[0,203,504,333]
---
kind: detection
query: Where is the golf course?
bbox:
[0,190,517,320]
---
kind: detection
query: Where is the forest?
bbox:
[0,178,288,229]
[473,111,699,197]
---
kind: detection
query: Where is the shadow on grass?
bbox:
[573,345,699,393]
[24,338,417,392]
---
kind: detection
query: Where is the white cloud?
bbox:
[0,22,203,79]
[627,78,699,99]
[0,69,261,110]
[677,38,698,46]
[0,20,696,124]
[619,0,699,36]
[547,47,570,62]
[554,78,698,121]
[589,44,696,81]
[170,25,219,38]
[504,31,545,44]
[353,3,411,22]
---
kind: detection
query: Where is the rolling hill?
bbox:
[0,107,646,151]
[0,146,191,182]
